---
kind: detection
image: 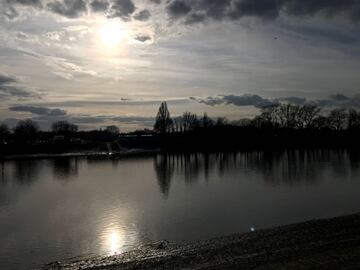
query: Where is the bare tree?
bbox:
[298,105,321,129]
[182,112,199,131]
[154,102,173,134]
[277,104,303,129]
[328,108,348,130]
[253,106,279,128]
[312,116,330,130]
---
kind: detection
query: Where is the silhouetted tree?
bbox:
[14,119,39,142]
[200,113,214,128]
[0,124,10,141]
[182,112,199,131]
[254,106,279,129]
[172,116,183,133]
[215,117,228,127]
[299,105,321,129]
[277,104,303,129]
[52,121,78,135]
[328,108,348,130]
[348,109,360,130]
[105,125,120,135]
[154,102,173,134]
[232,118,252,127]
[312,116,330,130]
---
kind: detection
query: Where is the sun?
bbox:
[98,21,126,48]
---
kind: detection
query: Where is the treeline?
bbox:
[154,102,360,133]
[0,120,121,144]
[0,120,124,155]
[152,102,360,150]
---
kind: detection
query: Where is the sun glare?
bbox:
[99,21,126,48]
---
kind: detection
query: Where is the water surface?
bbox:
[1,150,360,269]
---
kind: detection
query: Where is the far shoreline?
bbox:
[0,148,162,161]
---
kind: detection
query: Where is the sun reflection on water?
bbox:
[101,226,125,255]
[108,231,122,254]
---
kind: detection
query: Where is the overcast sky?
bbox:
[1,0,360,131]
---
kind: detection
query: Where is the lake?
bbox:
[1,149,360,269]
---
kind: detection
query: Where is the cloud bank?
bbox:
[2,0,360,23]
[0,73,39,100]
[192,93,360,109]
[9,105,67,116]
[166,0,360,24]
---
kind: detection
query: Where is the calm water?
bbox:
[1,150,360,269]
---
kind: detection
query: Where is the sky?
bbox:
[0,0,360,131]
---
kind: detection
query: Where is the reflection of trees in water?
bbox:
[154,154,174,198]
[0,161,7,185]
[52,158,79,180]
[154,150,360,196]
[349,151,360,175]
[13,160,41,185]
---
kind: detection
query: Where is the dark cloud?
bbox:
[90,0,109,12]
[193,94,279,108]
[194,93,360,109]
[277,96,307,105]
[108,0,135,20]
[166,0,360,23]
[6,0,42,7]
[330,94,349,101]
[167,0,191,18]
[47,0,87,18]
[0,74,17,85]
[9,106,67,116]
[224,94,278,108]
[133,9,151,21]
[134,34,152,42]
[0,73,38,99]
[149,0,161,4]
[3,0,360,22]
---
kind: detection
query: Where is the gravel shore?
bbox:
[41,212,360,270]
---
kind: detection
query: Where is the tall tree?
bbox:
[154,102,173,134]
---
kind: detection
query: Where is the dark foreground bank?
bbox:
[41,213,360,270]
